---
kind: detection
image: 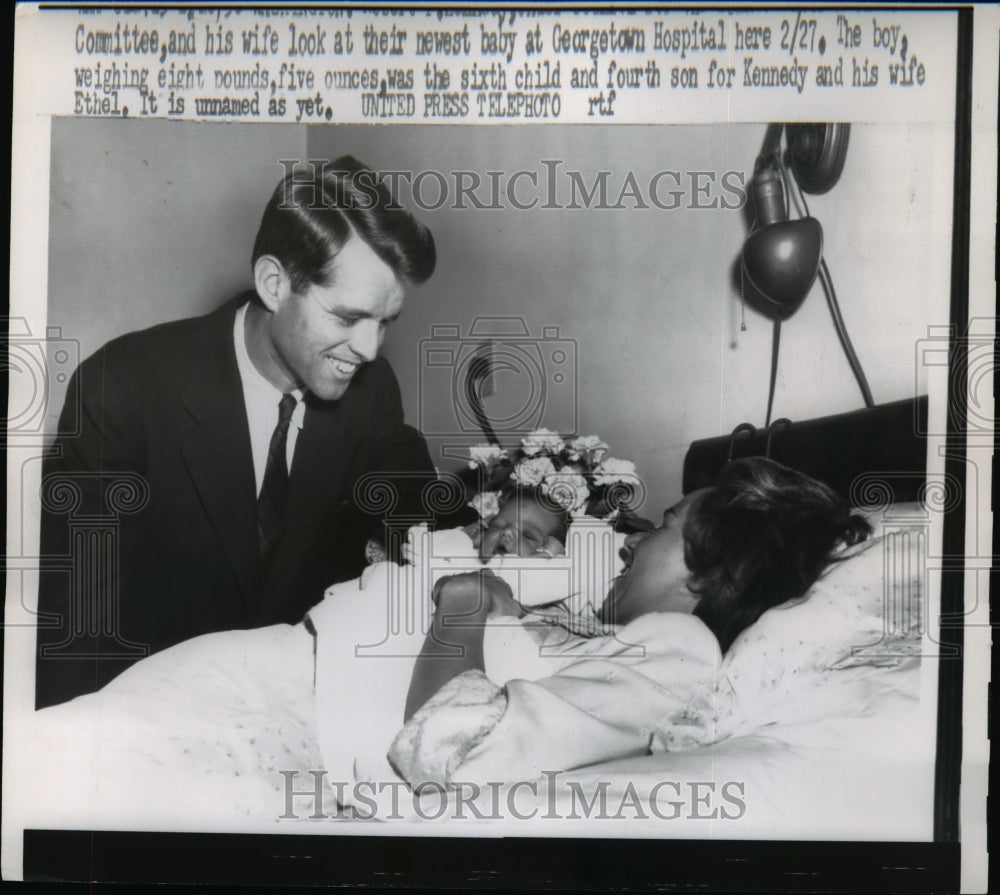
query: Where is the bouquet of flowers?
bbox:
[465,429,645,526]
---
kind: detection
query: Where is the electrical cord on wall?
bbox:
[465,355,502,446]
[757,158,788,428]
[766,318,781,427]
[817,259,875,407]
[785,162,876,409]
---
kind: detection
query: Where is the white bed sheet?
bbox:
[18,514,935,839]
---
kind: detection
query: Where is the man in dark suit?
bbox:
[36,157,439,708]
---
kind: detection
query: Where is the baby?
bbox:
[470,488,569,561]
[405,486,625,615]
[315,486,625,803]
[400,488,582,614]
[422,486,627,635]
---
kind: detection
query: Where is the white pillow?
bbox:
[652,503,926,749]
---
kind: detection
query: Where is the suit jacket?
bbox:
[36,295,436,708]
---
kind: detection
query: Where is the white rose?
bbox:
[567,435,609,465]
[512,456,557,487]
[468,491,502,521]
[541,472,591,514]
[467,444,508,469]
[519,428,565,457]
[593,457,637,486]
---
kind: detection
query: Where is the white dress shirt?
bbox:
[233,303,306,496]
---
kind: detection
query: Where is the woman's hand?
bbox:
[433,571,524,620]
[406,571,521,721]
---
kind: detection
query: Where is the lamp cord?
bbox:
[817,260,875,407]
[465,355,503,446]
[784,159,876,409]
[766,318,781,427]
[784,160,807,219]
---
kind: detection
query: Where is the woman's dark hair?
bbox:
[252,155,436,293]
[683,457,871,652]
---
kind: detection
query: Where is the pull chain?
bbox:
[739,247,748,331]
[739,218,758,333]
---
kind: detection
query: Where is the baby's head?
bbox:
[477,488,569,561]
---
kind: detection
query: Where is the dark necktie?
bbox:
[257,393,297,559]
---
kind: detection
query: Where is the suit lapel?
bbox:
[179,299,259,608]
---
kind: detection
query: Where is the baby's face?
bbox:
[478,498,566,560]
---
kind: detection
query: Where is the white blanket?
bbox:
[21,623,336,830]
[18,515,934,839]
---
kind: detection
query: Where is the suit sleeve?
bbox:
[361,359,439,556]
[370,358,435,477]
[36,349,148,708]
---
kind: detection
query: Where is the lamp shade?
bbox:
[741,217,823,316]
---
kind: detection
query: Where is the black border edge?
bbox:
[15,5,976,893]
[933,3,972,846]
[23,832,962,891]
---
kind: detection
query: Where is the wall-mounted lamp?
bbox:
[741,168,823,317]
[738,123,873,423]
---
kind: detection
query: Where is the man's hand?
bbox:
[462,519,486,548]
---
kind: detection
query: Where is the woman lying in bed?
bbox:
[357,457,872,788]
[29,457,873,820]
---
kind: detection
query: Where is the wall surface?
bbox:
[47,120,951,513]
[46,119,308,432]
[307,123,951,510]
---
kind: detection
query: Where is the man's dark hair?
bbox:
[683,457,872,653]
[252,155,436,293]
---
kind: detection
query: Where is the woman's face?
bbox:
[598,488,711,625]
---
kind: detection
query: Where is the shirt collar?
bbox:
[235,303,306,428]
